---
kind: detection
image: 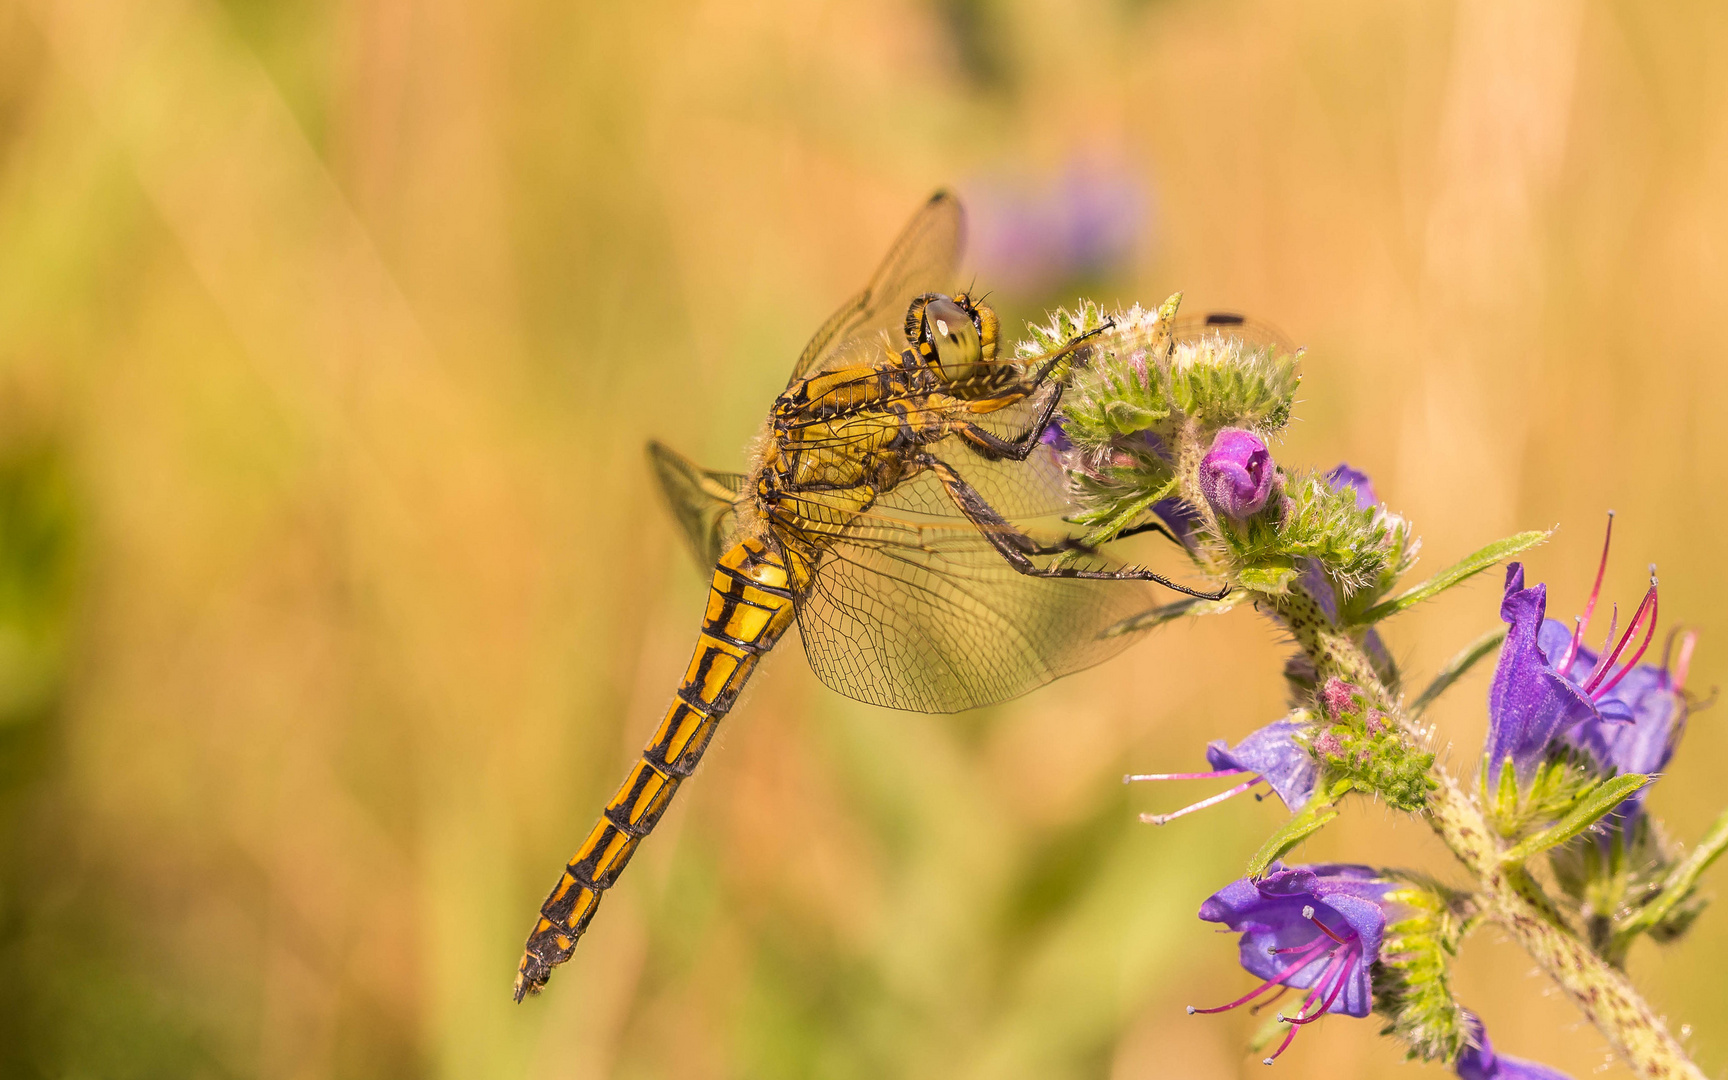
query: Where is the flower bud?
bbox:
[1197,428,1273,518]
[1320,676,1360,720]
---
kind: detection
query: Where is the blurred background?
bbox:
[1,1,1725,1077]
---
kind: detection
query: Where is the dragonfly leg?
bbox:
[951,387,1064,462]
[1026,318,1115,385]
[924,457,1229,601]
[1112,518,1183,546]
[951,318,1116,462]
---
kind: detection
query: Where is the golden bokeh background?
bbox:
[1,1,1725,1077]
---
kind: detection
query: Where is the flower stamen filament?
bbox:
[1560,510,1615,672]
[1134,774,1267,825]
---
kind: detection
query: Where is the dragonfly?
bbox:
[514,191,1252,999]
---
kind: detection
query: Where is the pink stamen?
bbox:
[1590,576,1659,700]
[1249,985,1291,1016]
[1671,629,1698,694]
[1580,605,1619,689]
[1561,511,1615,673]
[1124,769,1247,782]
[1304,906,1351,946]
[1140,776,1265,825]
[1256,945,1359,1064]
[1284,945,1355,1025]
[1188,938,1332,1014]
[1277,952,1340,1025]
[1559,617,1584,677]
[1262,1016,1300,1065]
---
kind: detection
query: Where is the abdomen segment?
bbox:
[513,537,796,999]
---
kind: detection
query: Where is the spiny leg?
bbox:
[923,456,1229,601]
[952,319,1116,462]
[951,390,1063,462]
[1110,518,1183,546]
[1026,318,1114,385]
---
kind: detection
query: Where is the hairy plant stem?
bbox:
[1269,593,1704,1080]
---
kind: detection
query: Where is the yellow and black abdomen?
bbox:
[514,536,797,999]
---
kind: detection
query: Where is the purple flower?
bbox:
[1325,463,1379,509]
[1485,563,1603,783]
[1128,719,1317,823]
[1198,428,1274,518]
[1152,495,1202,550]
[1456,1012,1574,1080]
[1486,517,1686,789]
[1557,627,1694,834]
[1193,863,1395,1064]
[968,160,1145,295]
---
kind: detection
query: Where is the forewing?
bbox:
[647,440,744,572]
[792,511,1156,713]
[785,191,965,388]
[872,443,1075,521]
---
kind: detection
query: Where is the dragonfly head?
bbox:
[906,292,1004,397]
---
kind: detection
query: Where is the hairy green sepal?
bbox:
[1374,880,1471,1062]
[1501,774,1653,865]
[1353,531,1549,625]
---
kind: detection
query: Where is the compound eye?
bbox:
[924,297,982,383]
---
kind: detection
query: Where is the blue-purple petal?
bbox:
[1486,565,1601,782]
[1205,719,1319,811]
[1325,463,1379,509]
[1152,496,1202,549]
[1562,656,1684,831]
[1296,558,1340,623]
[1456,1013,1575,1080]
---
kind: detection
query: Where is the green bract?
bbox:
[1373,878,1471,1062]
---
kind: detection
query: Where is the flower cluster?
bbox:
[1031,296,1721,1077]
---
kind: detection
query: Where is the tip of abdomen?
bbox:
[512,919,574,1002]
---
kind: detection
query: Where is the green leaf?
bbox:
[1097,591,1244,638]
[1104,399,1166,433]
[1356,531,1550,624]
[1500,773,1652,864]
[1239,565,1299,594]
[1616,805,1728,941]
[1077,478,1178,548]
[1099,598,1198,637]
[1247,799,1340,877]
[1411,627,1506,717]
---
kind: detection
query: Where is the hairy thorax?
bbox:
[740,355,939,565]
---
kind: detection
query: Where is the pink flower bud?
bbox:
[1198,428,1273,518]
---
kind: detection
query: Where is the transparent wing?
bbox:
[647,440,744,572]
[872,442,1075,521]
[785,191,965,388]
[792,508,1161,713]
[1170,310,1295,355]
